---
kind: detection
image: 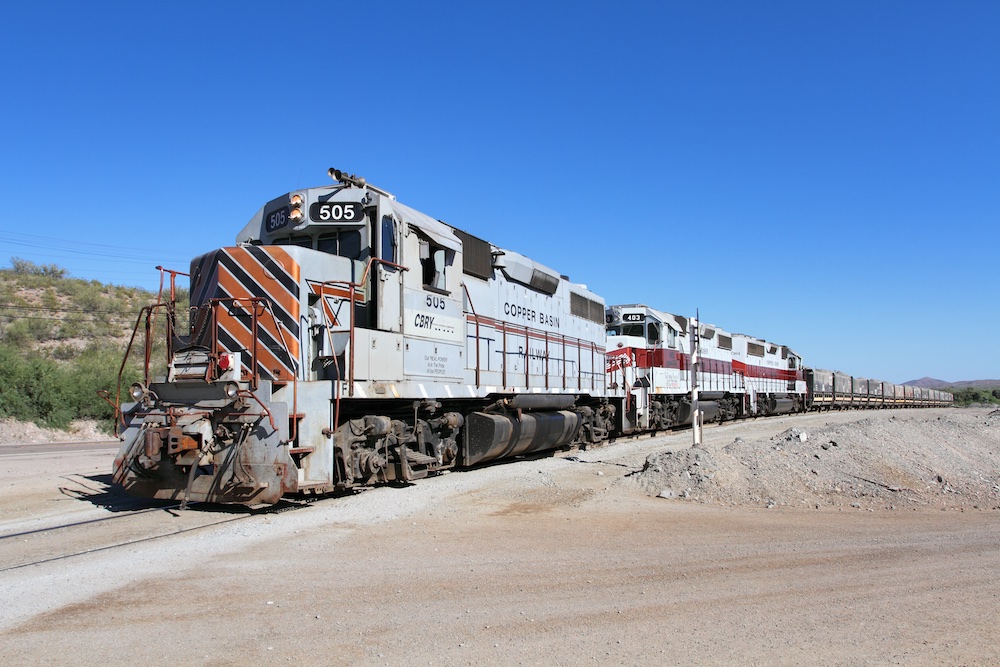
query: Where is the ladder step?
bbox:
[404,448,438,466]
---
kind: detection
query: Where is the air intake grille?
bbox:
[452,228,492,280]
[571,292,605,324]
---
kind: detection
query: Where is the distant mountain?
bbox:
[905,377,1000,389]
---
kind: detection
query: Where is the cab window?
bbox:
[420,237,448,292]
[380,216,396,264]
[273,235,312,248]
[317,230,362,259]
[646,323,660,345]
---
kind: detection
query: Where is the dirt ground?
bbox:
[2,408,999,666]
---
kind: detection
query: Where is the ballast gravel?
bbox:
[634,408,1000,510]
[3,407,1000,666]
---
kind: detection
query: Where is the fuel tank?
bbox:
[462,410,582,466]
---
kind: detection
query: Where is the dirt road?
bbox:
[2,409,999,665]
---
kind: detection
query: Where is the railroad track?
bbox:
[0,496,308,573]
[0,407,942,571]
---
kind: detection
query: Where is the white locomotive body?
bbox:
[114,171,612,505]
[730,333,807,416]
[605,304,740,431]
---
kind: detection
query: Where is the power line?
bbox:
[0,230,194,258]
[0,314,133,323]
[0,304,144,316]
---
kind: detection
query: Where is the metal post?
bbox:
[691,311,701,447]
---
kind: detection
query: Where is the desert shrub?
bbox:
[67,343,143,421]
[950,388,1000,406]
[51,343,81,361]
[71,283,106,312]
[9,257,67,279]
[0,341,142,428]
[41,287,59,310]
[1,319,30,346]
[1,317,53,345]
[0,343,75,427]
[55,313,87,340]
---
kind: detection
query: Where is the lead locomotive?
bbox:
[114,170,612,505]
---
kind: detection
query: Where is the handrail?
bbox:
[317,256,408,399]
[313,256,408,435]
[173,296,302,444]
[154,266,189,362]
[114,302,171,436]
[461,283,481,387]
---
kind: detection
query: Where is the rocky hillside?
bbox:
[0,259,161,355]
[0,260,187,429]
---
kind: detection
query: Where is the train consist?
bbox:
[112,170,952,505]
[605,303,951,433]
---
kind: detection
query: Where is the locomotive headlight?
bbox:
[129,382,147,401]
[288,193,304,222]
[224,382,240,399]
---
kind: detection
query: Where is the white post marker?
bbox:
[690,314,701,447]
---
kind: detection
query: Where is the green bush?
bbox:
[72,283,106,312]
[0,341,143,428]
[949,387,1000,406]
[0,343,75,427]
[10,257,67,279]
[1,317,54,346]
[69,343,144,420]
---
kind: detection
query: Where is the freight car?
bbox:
[111,170,952,506]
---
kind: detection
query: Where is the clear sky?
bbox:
[1,1,997,384]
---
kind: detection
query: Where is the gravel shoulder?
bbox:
[2,408,999,665]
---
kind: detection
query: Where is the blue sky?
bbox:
[1,1,997,384]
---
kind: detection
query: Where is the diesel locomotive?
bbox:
[112,169,952,505]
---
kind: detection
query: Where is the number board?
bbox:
[310,201,364,223]
[265,206,290,233]
[622,313,645,322]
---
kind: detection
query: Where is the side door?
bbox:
[375,214,402,333]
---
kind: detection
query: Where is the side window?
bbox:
[646,323,660,345]
[420,238,447,292]
[317,234,337,254]
[666,326,677,349]
[380,216,396,265]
